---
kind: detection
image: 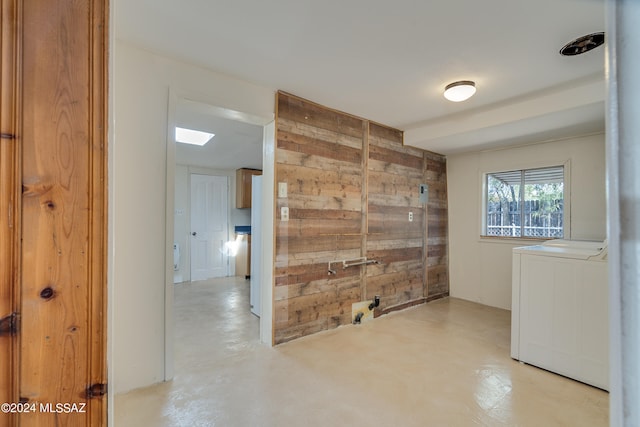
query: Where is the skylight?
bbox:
[175,127,215,146]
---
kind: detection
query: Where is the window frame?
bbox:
[480,160,571,241]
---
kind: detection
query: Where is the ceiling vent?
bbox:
[559,32,605,56]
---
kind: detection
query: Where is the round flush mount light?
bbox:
[444,80,476,102]
[559,32,605,56]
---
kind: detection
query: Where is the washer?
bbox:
[511,239,608,390]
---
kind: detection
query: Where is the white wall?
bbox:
[113,41,274,394]
[173,165,253,283]
[447,133,606,310]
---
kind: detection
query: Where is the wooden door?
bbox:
[0,1,108,426]
[190,174,229,281]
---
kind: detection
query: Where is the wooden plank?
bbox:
[428,265,449,297]
[425,153,448,299]
[277,92,365,139]
[276,235,361,255]
[274,318,327,344]
[87,3,108,424]
[286,183,363,201]
[427,236,449,247]
[289,208,361,221]
[367,236,424,250]
[0,0,20,418]
[366,259,424,277]
[366,247,423,265]
[277,118,364,150]
[368,158,424,178]
[374,298,426,318]
[427,292,449,303]
[279,194,362,211]
[275,246,362,268]
[368,122,403,143]
[275,262,361,288]
[280,218,362,237]
[427,226,448,240]
[367,279,424,305]
[276,150,362,175]
[368,171,425,197]
[369,144,423,170]
[424,150,447,164]
[277,130,362,164]
[368,204,425,217]
[422,152,429,299]
[17,0,108,425]
[368,213,424,235]
[275,275,362,300]
[361,121,369,299]
[367,193,423,209]
[427,233,448,268]
[366,268,423,288]
[275,285,360,327]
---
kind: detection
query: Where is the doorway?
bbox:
[165,92,274,381]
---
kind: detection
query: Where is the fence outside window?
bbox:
[486,199,563,237]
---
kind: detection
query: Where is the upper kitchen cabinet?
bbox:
[236,168,262,208]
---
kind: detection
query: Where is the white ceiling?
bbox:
[174,99,264,170]
[116,0,606,158]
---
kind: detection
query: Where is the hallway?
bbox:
[115,278,608,426]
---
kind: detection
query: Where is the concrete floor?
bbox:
[114,277,609,426]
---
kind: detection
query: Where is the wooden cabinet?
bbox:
[235,234,251,279]
[236,168,262,208]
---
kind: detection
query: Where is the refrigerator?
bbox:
[250,175,263,317]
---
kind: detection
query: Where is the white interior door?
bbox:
[190,174,229,281]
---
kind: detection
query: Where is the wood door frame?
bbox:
[0,1,21,419]
[0,1,108,424]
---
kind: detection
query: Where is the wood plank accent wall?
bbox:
[366,123,428,309]
[425,152,449,300]
[274,92,447,344]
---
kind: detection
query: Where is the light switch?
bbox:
[278,182,288,198]
[281,206,289,221]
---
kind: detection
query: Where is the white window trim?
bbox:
[478,159,571,242]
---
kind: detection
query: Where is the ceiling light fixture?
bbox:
[175,127,215,146]
[444,80,476,102]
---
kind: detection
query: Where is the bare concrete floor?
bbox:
[115,277,608,426]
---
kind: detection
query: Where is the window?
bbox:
[484,166,564,238]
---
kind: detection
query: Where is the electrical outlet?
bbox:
[281,206,289,221]
[408,211,413,222]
